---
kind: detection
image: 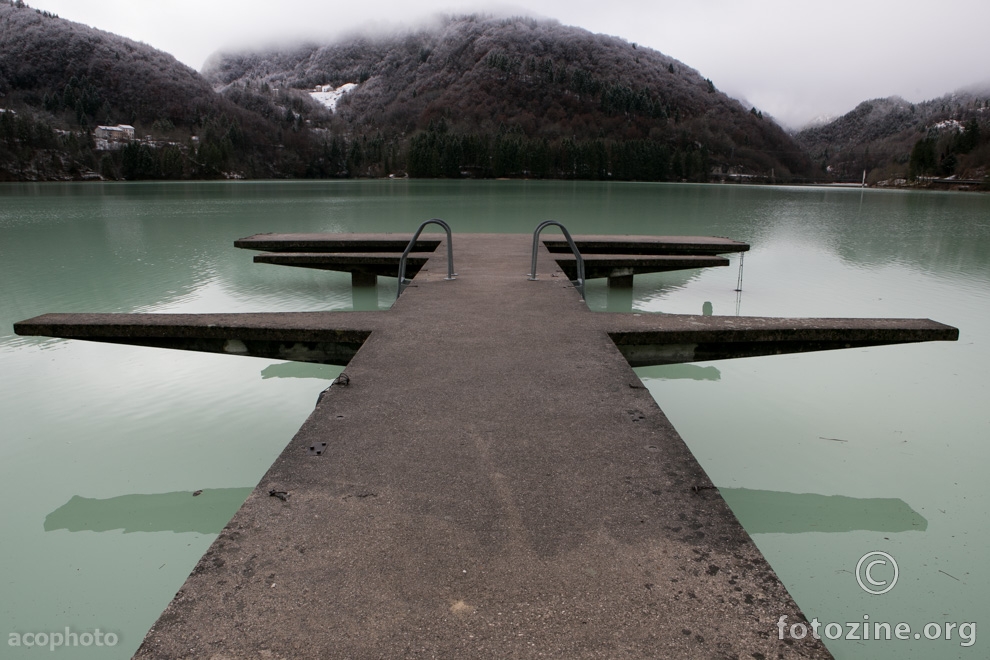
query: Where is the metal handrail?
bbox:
[397,219,456,298]
[529,220,585,299]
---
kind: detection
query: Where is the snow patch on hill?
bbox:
[931,119,965,133]
[310,83,357,111]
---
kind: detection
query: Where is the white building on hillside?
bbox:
[94,124,135,150]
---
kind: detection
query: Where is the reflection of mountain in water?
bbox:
[719,488,927,534]
[756,189,990,277]
[637,364,721,381]
[260,362,338,380]
[2,183,374,319]
[44,488,254,534]
[5,186,227,315]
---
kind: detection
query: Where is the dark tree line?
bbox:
[0,105,291,181]
[403,120,709,181]
[0,109,112,180]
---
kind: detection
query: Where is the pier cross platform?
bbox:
[15,232,957,659]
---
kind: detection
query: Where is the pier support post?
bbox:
[351,271,377,288]
[607,273,634,289]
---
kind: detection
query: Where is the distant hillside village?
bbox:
[92,123,198,151]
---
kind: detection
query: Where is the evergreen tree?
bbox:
[908,137,937,180]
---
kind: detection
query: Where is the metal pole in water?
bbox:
[735,252,744,292]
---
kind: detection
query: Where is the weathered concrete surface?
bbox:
[13,233,959,659]
[14,312,377,365]
[16,303,956,372]
[608,315,958,366]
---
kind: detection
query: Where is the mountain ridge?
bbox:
[794,88,990,185]
[0,0,329,180]
[202,14,813,181]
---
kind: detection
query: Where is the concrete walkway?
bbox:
[15,233,957,659]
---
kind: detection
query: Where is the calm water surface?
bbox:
[1,181,987,658]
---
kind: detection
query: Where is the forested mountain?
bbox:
[0,0,328,180]
[2,2,812,182]
[6,1,988,187]
[206,14,813,181]
[795,89,990,186]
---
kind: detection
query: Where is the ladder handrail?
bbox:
[397,219,455,298]
[529,220,585,299]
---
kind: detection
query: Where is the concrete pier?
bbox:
[14,232,956,659]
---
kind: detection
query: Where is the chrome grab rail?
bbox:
[397,219,455,298]
[529,220,585,299]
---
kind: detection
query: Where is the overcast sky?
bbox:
[24,0,990,128]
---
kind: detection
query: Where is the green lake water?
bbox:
[1,180,987,658]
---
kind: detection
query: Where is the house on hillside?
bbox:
[95,124,135,140]
[94,124,135,150]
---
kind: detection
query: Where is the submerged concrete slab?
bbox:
[13,233,959,659]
